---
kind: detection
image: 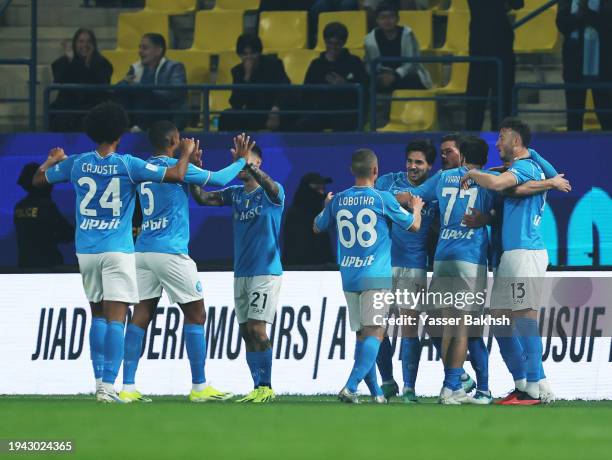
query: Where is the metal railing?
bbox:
[512,82,612,121]
[0,0,37,130]
[368,56,503,131]
[43,83,364,132]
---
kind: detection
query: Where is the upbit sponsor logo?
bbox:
[439,227,476,240]
[340,255,375,268]
[79,218,120,230]
[141,217,169,231]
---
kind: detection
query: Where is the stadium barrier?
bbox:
[2,271,612,398]
[43,83,365,132]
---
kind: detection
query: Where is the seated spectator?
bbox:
[295,22,367,132]
[49,28,113,132]
[364,1,432,92]
[283,172,335,266]
[14,163,74,268]
[118,33,187,131]
[219,34,290,132]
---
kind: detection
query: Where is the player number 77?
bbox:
[441,187,478,226]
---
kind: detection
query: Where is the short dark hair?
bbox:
[441,132,463,146]
[251,144,263,160]
[406,138,436,165]
[84,102,129,144]
[17,162,40,193]
[236,33,263,55]
[499,117,531,147]
[351,148,377,178]
[148,121,178,151]
[376,1,399,17]
[323,22,348,44]
[459,135,488,167]
[142,33,166,55]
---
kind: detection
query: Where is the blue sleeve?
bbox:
[264,182,285,206]
[314,198,333,232]
[375,173,393,191]
[205,158,246,186]
[220,186,236,206]
[45,156,77,184]
[124,155,166,183]
[507,161,539,185]
[382,192,415,230]
[529,148,557,179]
[410,170,440,202]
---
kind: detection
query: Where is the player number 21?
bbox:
[77,177,122,217]
[441,187,478,226]
[337,208,378,248]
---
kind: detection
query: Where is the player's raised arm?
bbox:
[162,137,197,183]
[384,191,423,233]
[190,185,226,206]
[32,147,68,187]
[240,135,281,204]
[461,169,517,192]
[506,174,572,197]
[313,192,334,234]
[409,170,441,202]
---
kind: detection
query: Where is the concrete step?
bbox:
[0,26,116,41]
[0,37,117,64]
[1,5,130,27]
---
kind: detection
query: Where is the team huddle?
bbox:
[31,101,570,405]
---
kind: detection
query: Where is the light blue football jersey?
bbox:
[45,151,166,254]
[503,158,547,251]
[221,183,285,277]
[135,156,216,255]
[315,186,415,292]
[375,172,438,269]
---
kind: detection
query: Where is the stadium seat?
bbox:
[514,7,560,53]
[378,90,437,132]
[207,52,241,129]
[145,0,197,14]
[315,11,367,51]
[433,10,469,55]
[398,10,433,51]
[116,11,170,51]
[214,0,260,11]
[259,11,308,52]
[101,49,139,84]
[279,49,318,84]
[583,90,602,131]
[433,0,469,14]
[165,50,211,84]
[436,59,469,94]
[523,0,551,8]
[192,10,244,53]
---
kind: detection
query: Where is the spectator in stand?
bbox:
[465,0,524,131]
[219,34,290,132]
[119,33,187,131]
[557,0,612,131]
[364,2,433,92]
[283,173,335,266]
[295,22,367,131]
[49,28,113,132]
[14,163,74,268]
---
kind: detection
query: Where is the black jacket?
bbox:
[468,0,524,55]
[230,54,290,110]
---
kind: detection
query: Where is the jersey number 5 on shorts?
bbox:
[337,209,377,248]
[78,177,122,217]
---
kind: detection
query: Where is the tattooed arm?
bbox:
[244,163,282,204]
[190,185,225,206]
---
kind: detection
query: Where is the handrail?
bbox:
[0,0,37,130]
[368,56,503,131]
[43,83,364,132]
[0,0,13,17]
[513,0,558,29]
[512,82,612,118]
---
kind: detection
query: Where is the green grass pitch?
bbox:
[1,396,611,459]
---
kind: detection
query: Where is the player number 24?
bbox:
[337,208,377,248]
[77,177,122,217]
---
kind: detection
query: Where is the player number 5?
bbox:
[140,182,155,216]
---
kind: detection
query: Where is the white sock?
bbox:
[539,378,551,393]
[402,386,414,393]
[102,382,115,394]
[95,378,103,391]
[123,384,136,393]
[192,382,207,392]
[382,379,395,386]
[460,373,469,381]
[515,378,527,392]
[525,381,540,399]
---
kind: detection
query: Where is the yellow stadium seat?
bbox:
[398,10,433,51]
[165,50,211,84]
[514,7,559,53]
[279,49,318,84]
[101,49,139,84]
[214,0,260,11]
[378,90,437,132]
[116,11,170,51]
[433,0,469,14]
[207,52,241,127]
[192,10,244,53]
[145,0,197,14]
[259,11,308,52]
[584,89,602,131]
[434,10,469,55]
[436,59,469,94]
[523,0,550,8]
[316,11,367,51]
